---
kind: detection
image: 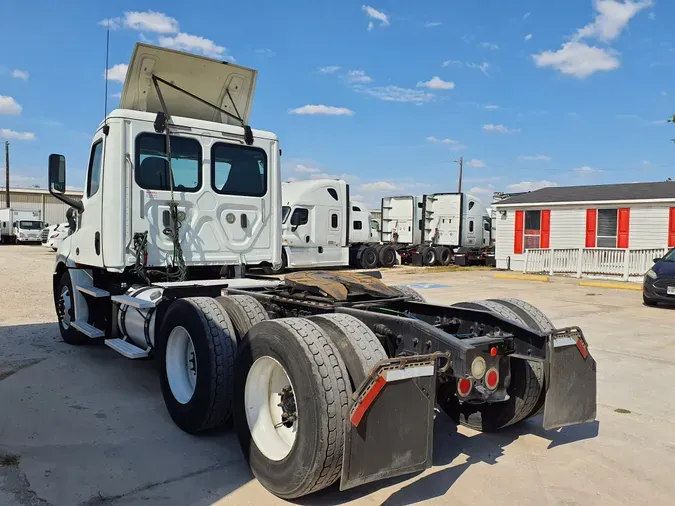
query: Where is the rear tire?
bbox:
[391,284,426,302]
[358,246,379,269]
[435,246,453,266]
[440,299,545,431]
[378,244,397,268]
[157,297,237,434]
[233,318,350,499]
[54,270,88,345]
[421,247,437,266]
[215,295,269,341]
[309,313,388,387]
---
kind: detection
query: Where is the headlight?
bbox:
[646,269,657,280]
[19,233,26,238]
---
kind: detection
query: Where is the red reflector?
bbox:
[490,347,498,357]
[485,368,499,390]
[575,338,589,359]
[350,375,387,427]
[457,378,472,396]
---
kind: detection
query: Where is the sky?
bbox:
[1,0,674,208]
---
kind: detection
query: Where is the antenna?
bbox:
[103,21,110,126]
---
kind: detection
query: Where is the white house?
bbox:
[492,181,675,280]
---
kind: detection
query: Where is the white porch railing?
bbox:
[523,247,668,280]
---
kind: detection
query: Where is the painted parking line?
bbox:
[404,283,451,290]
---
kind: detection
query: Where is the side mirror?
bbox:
[49,154,66,194]
[653,257,662,263]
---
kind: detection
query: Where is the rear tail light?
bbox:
[457,378,472,397]
[485,368,499,390]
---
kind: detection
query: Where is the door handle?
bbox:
[305,236,310,243]
[241,214,248,229]
[95,232,100,256]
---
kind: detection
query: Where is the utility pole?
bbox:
[4,141,9,208]
[453,156,463,194]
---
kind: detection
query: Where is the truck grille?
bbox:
[41,228,49,243]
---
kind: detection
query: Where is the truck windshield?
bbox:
[282,206,291,223]
[19,221,42,230]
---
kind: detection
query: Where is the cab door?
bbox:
[72,134,105,267]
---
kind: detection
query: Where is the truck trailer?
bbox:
[0,208,44,244]
[261,179,396,273]
[381,192,493,266]
[47,43,597,500]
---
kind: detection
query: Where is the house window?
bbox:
[597,209,618,248]
[524,210,541,249]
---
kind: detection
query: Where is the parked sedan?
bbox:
[643,248,675,306]
[41,222,70,251]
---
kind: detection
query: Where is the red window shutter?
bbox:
[514,210,524,254]
[669,208,675,248]
[585,209,597,248]
[540,210,551,249]
[617,208,630,249]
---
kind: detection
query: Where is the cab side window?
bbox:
[87,140,104,198]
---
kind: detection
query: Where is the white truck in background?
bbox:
[380,192,493,266]
[261,179,396,273]
[0,208,44,244]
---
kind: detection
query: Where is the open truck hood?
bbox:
[120,43,257,125]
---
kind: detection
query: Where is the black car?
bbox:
[643,248,675,306]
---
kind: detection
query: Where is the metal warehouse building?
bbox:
[0,187,83,226]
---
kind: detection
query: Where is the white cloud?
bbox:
[484,104,500,110]
[158,33,227,58]
[0,129,36,141]
[507,180,559,192]
[0,96,22,115]
[467,62,490,74]
[355,85,434,103]
[661,90,668,97]
[123,11,179,33]
[289,104,355,116]
[111,92,122,99]
[483,124,520,134]
[416,76,455,90]
[648,11,656,20]
[360,181,398,192]
[572,165,603,174]
[525,33,533,41]
[532,41,620,78]
[425,22,442,28]
[574,0,653,43]
[442,60,463,68]
[98,17,121,30]
[255,48,276,57]
[518,154,551,161]
[11,69,29,80]
[568,112,582,118]
[362,5,390,29]
[467,159,486,168]
[642,160,652,167]
[351,194,365,201]
[105,63,128,83]
[368,21,374,31]
[465,177,501,183]
[469,184,496,197]
[426,136,466,151]
[524,12,531,20]
[480,42,499,50]
[295,164,320,174]
[346,70,373,84]
[319,66,341,73]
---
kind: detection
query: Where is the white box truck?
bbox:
[0,208,44,244]
[381,192,493,266]
[261,179,396,273]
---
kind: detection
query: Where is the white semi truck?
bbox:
[380,192,493,266]
[0,208,44,244]
[261,178,396,273]
[47,43,597,500]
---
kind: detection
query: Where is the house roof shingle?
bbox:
[494,181,675,205]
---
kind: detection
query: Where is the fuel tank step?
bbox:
[105,338,149,359]
[71,320,105,338]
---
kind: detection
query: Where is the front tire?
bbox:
[157,297,237,434]
[234,318,350,499]
[54,270,88,345]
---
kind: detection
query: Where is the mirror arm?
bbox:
[49,187,83,212]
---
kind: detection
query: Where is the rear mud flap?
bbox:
[340,355,444,491]
[543,327,597,430]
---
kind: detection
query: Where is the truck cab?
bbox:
[0,208,43,243]
[49,43,281,279]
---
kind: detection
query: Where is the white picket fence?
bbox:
[523,247,668,280]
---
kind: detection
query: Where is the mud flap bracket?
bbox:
[339,354,445,491]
